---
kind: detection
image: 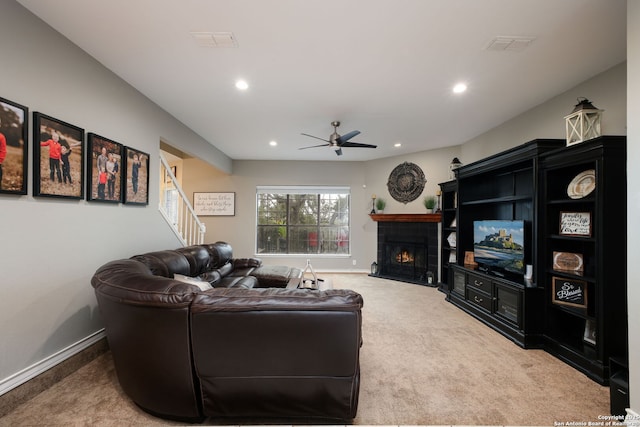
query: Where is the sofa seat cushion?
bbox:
[230,266,256,277]
[251,265,302,288]
[216,275,258,289]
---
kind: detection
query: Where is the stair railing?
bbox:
[158,154,206,246]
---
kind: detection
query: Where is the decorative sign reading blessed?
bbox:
[552,276,587,308]
[193,192,235,216]
[559,211,591,237]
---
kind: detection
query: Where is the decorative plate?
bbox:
[567,169,596,199]
[387,161,426,204]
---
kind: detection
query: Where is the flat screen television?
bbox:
[473,219,525,276]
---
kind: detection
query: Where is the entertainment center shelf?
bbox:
[439,136,628,385]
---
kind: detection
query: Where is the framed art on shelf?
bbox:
[583,319,596,346]
[87,133,123,203]
[551,276,587,309]
[123,146,149,205]
[0,96,28,195]
[33,112,84,199]
[559,211,592,237]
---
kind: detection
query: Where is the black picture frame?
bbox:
[87,133,124,203]
[0,96,28,195]
[33,112,84,199]
[123,146,149,205]
[551,276,588,309]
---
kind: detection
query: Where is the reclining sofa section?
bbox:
[91,242,363,423]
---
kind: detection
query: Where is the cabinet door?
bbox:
[494,283,521,327]
[452,268,465,296]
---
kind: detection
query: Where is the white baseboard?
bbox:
[626,408,640,426]
[0,329,106,396]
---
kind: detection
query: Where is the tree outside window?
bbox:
[256,188,350,255]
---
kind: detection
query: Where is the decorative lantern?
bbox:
[426,271,434,285]
[564,97,603,146]
[370,261,378,276]
[449,157,462,180]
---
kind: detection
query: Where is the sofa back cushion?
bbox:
[202,241,233,269]
[176,246,211,276]
[130,250,191,278]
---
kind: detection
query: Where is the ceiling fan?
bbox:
[300,121,377,156]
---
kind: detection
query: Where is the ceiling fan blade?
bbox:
[340,141,377,149]
[301,133,330,143]
[335,148,343,156]
[336,130,361,144]
[299,143,331,150]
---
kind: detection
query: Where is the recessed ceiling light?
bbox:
[453,83,467,94]
[394,143,402,148]
[235,79,249,90]
[269,140,277,146]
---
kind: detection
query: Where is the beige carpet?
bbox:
[0,274,609,426]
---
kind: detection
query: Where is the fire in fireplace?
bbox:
[395,250,415,263]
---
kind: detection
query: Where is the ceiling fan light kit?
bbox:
[300,121,377,156]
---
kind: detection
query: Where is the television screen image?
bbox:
[473,220,525,275]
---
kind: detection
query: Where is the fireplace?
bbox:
[372,214,439,286]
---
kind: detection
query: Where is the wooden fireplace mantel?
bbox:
[369,213,441,223]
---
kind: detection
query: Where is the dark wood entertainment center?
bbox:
[439,136,627,385]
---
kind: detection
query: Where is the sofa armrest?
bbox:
[232,257,262,269]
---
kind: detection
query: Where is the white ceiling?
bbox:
[18,0,627,161]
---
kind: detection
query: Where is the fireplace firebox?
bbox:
[372,214,439,286]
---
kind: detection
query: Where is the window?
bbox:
[256,186,350,255]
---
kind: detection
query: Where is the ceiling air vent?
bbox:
[485,36,535,52]
[190,31,238,48]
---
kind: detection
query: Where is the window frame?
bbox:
[255,186,351,257]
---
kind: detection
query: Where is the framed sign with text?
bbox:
[194,192,235,216]
[551,276,587,309]
[559,211,592,237]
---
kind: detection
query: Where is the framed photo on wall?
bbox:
[33,112,84,199]
[123,146,149,205]
[0,96,28,195]
[87,133,123,203]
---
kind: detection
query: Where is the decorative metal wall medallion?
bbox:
[387,161,426,204]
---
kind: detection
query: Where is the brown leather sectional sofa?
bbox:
[91,242,363,423]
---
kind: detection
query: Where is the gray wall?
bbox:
[0,0,230,386]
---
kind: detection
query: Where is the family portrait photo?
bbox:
[0,96,28,195]
[33,113,84,199]
[123,146,149,205]
[87,133,123,203]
